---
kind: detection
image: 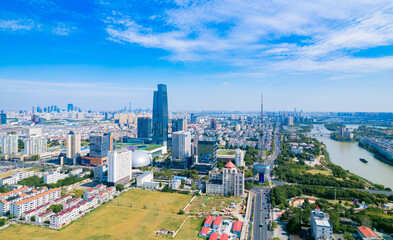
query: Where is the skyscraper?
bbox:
[172,131,191,161]
[66,131,81,159]
[0,112,6,125]
[137,117,152,138]
[67,104,74,112]
[210,118,218,130]
[86,133,116,165]
[152,84,168,145]
[172,118,187,133]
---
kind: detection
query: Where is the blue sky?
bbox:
[0,0,393,112]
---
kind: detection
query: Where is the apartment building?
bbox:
[43,172,68,184]
[0,187,45,215]
[0,171,35,187]
[10,188,61,217]
[50,197,98,228]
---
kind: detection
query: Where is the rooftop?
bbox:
[358,226,378,238]
[224,161,236,169]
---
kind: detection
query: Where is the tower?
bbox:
[152,84,168,145]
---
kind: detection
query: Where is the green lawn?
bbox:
[0,189,192,240]
[174,217,205,240]
[219,150,236,155]
[306,169,333,176]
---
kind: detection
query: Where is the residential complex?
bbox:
[66,131,81,159]
[172,131,191,161]
[1,134,18,154]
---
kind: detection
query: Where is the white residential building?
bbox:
[172,131,191,161]
[206,161,244,197]
[0,171,34,187]
[136,171,154,187]
[171,179,181,189]
[1,134,18,154]
[69,168,83,176]
[43,172,68,184]
[235,149,245,167]
[24,137,47,155]
[10,188,61,217]
[108,150,132,186]
[311,206,333,240]
[66,131,81,159]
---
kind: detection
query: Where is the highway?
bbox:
[252,121,281,240]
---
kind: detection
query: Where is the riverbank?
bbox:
[311,124,393,189]
[358,141,393,167]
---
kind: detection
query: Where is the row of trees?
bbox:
[17,173,91,188]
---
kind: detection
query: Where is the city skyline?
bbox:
[1,1,393,112]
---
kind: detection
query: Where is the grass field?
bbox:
[0,168,39,179]
[306,169,333,176]
[0,189,193,240]
[218,150,236,155]
[174,217,204,240]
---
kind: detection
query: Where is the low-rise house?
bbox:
[199,227,210,237]
[213,216,222,230]
[22,202,50,220]
[36,209,53,224]
[232,221,243,237]
[204,216,214,228]
[357,226,381,240]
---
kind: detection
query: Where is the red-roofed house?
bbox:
[224,161,236,168]
[357,226,380,240]
[199,227,210,237]
[204,215,214,227]
[209,232,219,240]
[232,221,243,235]
[213,216,222,230]
[220,233,229,240]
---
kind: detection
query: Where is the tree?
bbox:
[344,233,355,240]
[116,184,125,192]
[272,221,278,229]
[286,216,301,234]
[180,179,185,189]
[178,209,185,215]
[245,182,253,190]
[0,219,6,227]
[30,155,40,161]
[30,216,36,222]
[47,204,63,213]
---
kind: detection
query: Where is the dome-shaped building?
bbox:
[132,150,151,168]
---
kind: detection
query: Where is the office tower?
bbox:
[284,116,294,126]
[108,150,132,186]
[0,112,6,124]
[235,149,245,167]
[67,104,74,112]
[172,118,187,133]
[24,137,47,155]
[172,131,191,161]
[89,133,115,158]
[1,134,18,154]
[137,117,152,138]
[152,84,168,145]
[190,113,198,124]
[210,118,218,130]
[66,131,81,159]
[197,139,216,163]
[104,112,109,121]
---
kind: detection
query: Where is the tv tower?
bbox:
[258,93,266,162]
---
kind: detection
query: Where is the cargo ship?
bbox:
[360,158,368,163]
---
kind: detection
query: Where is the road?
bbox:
[252,121,281,240]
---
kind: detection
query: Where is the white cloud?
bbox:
[51,23,77,36]
[103,0,393,72]
[0,19,35,31]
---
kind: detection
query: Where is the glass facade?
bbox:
[152,84,168,145]
[89,133,115,158]
[137,117,152,138]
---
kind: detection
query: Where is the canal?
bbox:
[309,124,393,189]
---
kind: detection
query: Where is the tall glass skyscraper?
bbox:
[152,84,168,145]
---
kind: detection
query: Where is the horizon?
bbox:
[1,1,393,112]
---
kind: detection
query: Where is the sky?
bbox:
[0,0,393,112]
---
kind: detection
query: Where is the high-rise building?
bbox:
[284,116,294,126]
[0,112,6,125]
[172,119,187,133]
[206,161,244,197]
[66,131,81,159]
[1,134,18,154]
[89,133,115,158]
[67,104,74,112]
[235,149,245,167]
[197,139,216,163]
[210,119,218,130]
[152,84,168,145]
[24,137,47,155]
[137,117,152,138]
[108,150,132,186]
[190,113,197,124]
[172,131,191,161]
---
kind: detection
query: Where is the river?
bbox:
[308,124,393,189]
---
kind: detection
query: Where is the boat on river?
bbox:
[360,158,368,163]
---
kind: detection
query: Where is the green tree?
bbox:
[0,219,6,227]
[286,216,301,234]
[30,216,36,222]
[178,209,185,215]
[180,179,185,189]
[116,184,125,192]
[47,204,63,213]
[344,233,355,240]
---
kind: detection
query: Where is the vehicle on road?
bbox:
[260,223,264,227]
